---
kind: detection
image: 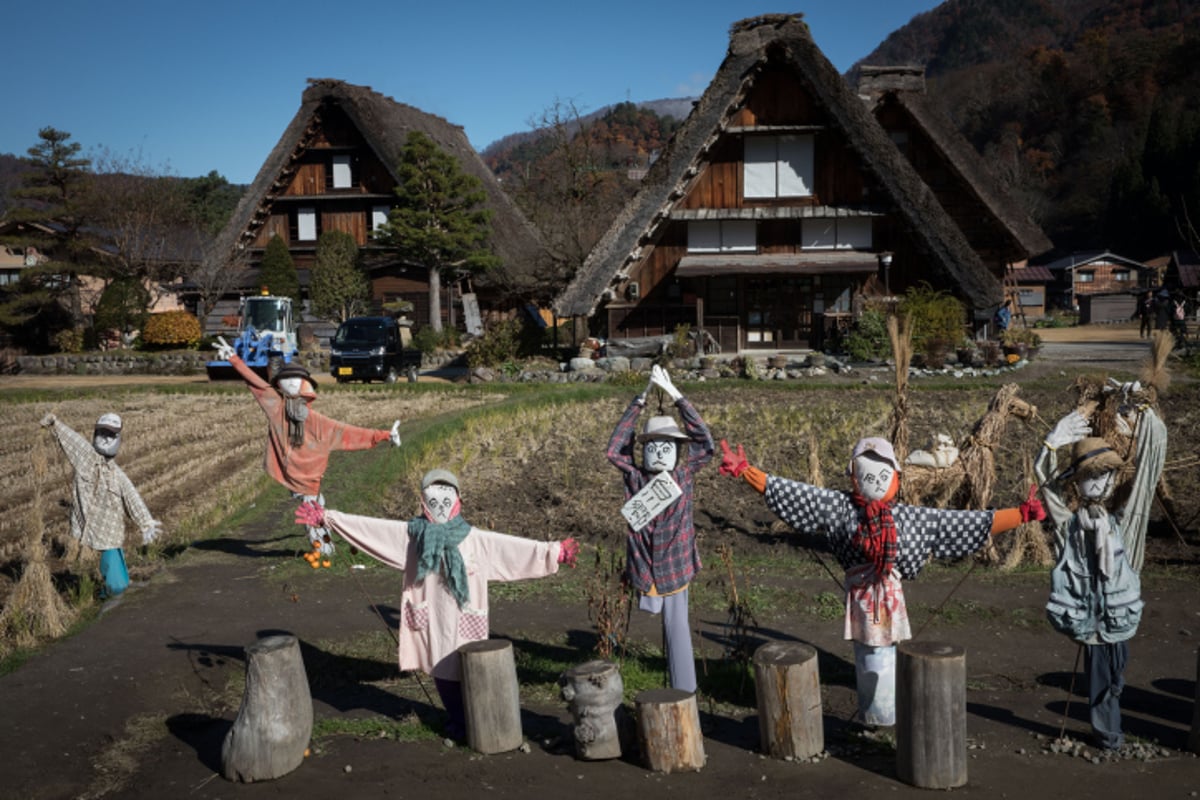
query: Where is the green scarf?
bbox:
[408,514,471,607]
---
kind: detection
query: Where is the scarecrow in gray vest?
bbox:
[1036,389,1167,750]
[606,365,714,694]
[40,412,161,599]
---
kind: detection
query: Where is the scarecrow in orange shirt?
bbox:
[217,339,401,557]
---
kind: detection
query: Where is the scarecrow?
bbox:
[606,365,714,694]
[295,470,578,740]
[216,339,401,556]
[719,435,1044,726]
[1036,388,1167,750]
[39,412,162,598]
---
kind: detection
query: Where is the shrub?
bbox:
[843,307,890,361]
[93,277,150,339]
[465,318,523,368]
[141,310,203,349]
[897,283,967,354]
[52,326,85,354]
[412,326,460,354]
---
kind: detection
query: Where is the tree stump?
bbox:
[459,639,523,754]
[1188,646,1200,754]
[896,641,967,789]
[634,688,705,772]
[560,659,631,760]
[221,634,312,783]
[752,641,823,759]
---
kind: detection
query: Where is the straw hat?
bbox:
[1060,437,1123,481]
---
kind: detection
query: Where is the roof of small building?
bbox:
[553,13,1005,318]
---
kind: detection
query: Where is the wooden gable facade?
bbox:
[202,79,548,333]
[555,14,1013,354]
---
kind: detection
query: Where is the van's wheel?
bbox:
[384,366,399,384]
[406,366,419,383]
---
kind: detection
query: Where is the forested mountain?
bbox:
[855,0,1200,259]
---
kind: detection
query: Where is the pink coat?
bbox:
[323,510,562,680]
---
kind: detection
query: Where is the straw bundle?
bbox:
[887,314,914,464]
[998,452,1053,570]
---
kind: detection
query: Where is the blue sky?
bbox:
[4,1,942,185]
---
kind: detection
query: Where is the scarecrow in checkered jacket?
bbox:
[720,436,1044,726]
[295,469,579,741]
[607,365,714,694]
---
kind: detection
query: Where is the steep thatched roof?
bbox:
[204,78,547,296]
[858,65,1053,261]
[554,13,1004,318]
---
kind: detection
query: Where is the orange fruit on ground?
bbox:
[322,560,332,568]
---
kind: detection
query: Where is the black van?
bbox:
[329,316,421,383]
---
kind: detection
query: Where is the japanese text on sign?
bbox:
[621,471,683,531]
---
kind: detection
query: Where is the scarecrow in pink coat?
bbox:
[296,469,579,740]
[216,338,400,556]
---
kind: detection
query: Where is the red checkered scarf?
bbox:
[851,493,898,583]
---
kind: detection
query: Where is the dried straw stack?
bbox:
[887,314,914,464]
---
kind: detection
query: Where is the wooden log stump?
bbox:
[221,634,312,783]
[896,641,967,789]
[752,641,823,759]
[560,659,632,760]
[634,688,705,772]
[459,639,523,754]
[1188,646,1200,754]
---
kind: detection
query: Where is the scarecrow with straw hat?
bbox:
[606,365,714,694]
[39,412,162,599]
[216,340,401,556]
[294,470,579,740]
[1036,384,1167,750]
[719,434,1045,726]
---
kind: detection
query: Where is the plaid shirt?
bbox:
[49,420,154,551]
[764,477,994,579]
[607,397,714,594]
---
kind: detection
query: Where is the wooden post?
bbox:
[752,641,823,759]
[1188,646,1200,754]
[896,641,967,790]
[560,659,631,760]
[634,688,705,772]
[221,634,312,783]
[459,639,523,754]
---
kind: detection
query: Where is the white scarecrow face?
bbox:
[643,439,678,473]
[853,455,895,502]
[1078,470,1114,502]
[422,482,460,524]
[93,428,121,459]
[277,376,304,397]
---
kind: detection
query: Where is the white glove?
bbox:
[142,520,163,545]
[214,335,235,361]
[636,373,655,406]
[1045,410,1091,450]
[389,420,402,447]
[40,412,57,428]
[650,365,683,402]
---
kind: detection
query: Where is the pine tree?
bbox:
[258,235,301,305]
[310,231,369,322]
[375,131,498,332]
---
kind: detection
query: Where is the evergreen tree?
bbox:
[375,131,498,332]
[92,276,150,342]
[310,231,369,322]
[257,235,301,305]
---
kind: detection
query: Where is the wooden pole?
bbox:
[459,639,523,754]
[1189,646,1200,754]
[221,634,312,783]
[560,659,631,760]
[752,641,823,759]
[634,688,705,772]
[896,641,967,789]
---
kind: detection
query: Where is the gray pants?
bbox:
[639,590,697,693]
[1085,641,1128,749]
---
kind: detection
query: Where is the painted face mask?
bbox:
[277,376,304,397]
[422,482,461,524]
[1078,470,1115,502]
[643,439,679,473]
[92,413,122,459]
[853,455,896,503]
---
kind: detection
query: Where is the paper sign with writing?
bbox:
[621,471,683,531]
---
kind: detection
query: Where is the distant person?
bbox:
[1132,292,1152,339]
[994,299,1012,333]
[1153,289,1172,331]
[1170,292,1188,344]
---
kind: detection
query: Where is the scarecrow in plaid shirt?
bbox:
[720,436,1043,726]
[607,366,714,694]
[40,412,162,599]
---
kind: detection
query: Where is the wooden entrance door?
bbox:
[744,277,813,349]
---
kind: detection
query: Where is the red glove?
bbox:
[558,538,580,568]
[295,500,326,528]
[719,440,749,478]
[1019,485,1046,523]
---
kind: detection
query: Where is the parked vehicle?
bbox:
[330,316,420,383]
[206,292,298,380]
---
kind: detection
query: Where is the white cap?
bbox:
[95,413,123,433]
[847,436,901,474]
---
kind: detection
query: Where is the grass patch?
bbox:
[312,711,439,744]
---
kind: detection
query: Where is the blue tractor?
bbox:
[206,292,299,380]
